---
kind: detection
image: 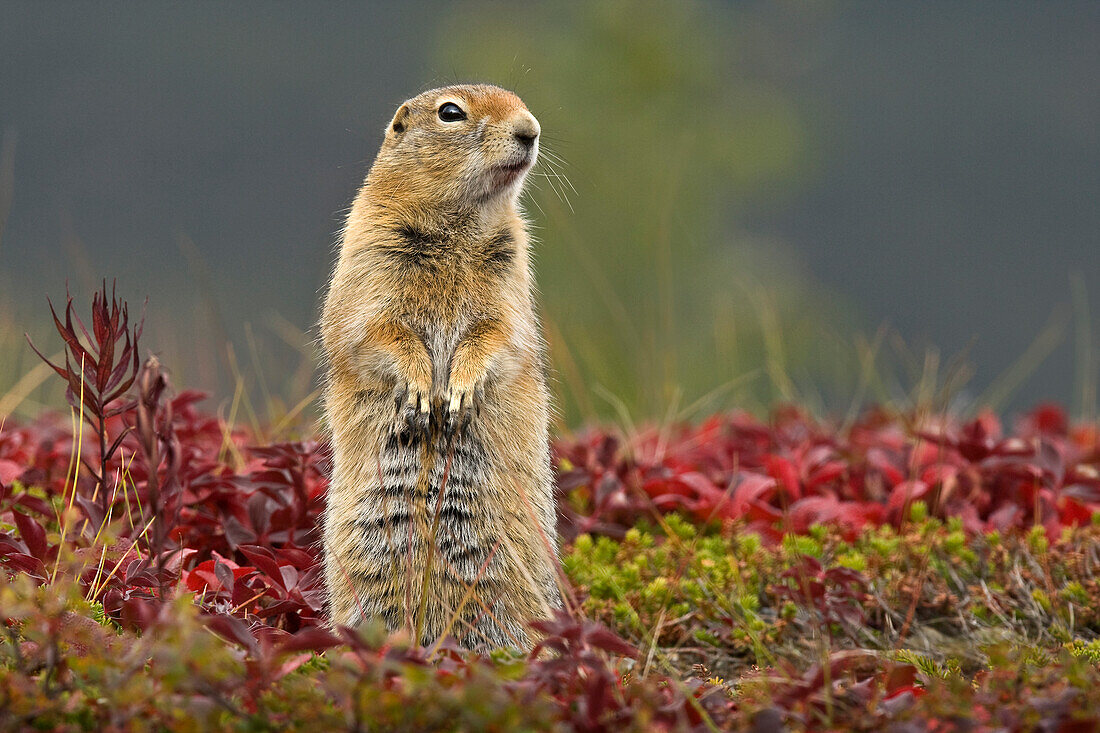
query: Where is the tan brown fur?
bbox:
[320,84,560,650]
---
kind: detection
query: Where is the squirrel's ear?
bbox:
[388,103,412,136]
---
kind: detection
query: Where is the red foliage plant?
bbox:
[4,286,1100,731]
[26,281,144,512]
[5,288,1100,640]
[8,286,327,637]
[557,404,1100,543]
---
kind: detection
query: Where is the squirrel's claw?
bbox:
[442,383,483,436]
[393,382,431,441]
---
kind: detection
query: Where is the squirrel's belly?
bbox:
[337,420,528,647]
[359,421,498,578]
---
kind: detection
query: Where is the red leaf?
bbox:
[273,652,314,681]
[214,559,235,591]
[240,545,287,591]
[787,495,840,533]
[12,509,48,560]
[886,480,929,519]
[1029,403,1068,435]
[206,613,260,655]
[730,473,779,519]
[277,627,342,653]
[0,459,24,485]
[884,661,916,693]
[806,460,846,489]
[222,516,257,549]
[2,551,47,580]
[765,455,801,500]
[185,560,222,592]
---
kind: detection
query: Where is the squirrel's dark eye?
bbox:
[438,102,467,122]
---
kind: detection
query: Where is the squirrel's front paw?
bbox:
[442,382,483,436]
[393,381,431,439]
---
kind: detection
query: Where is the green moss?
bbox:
[643,577,671,604]
[894,649,954,680]
[1031,589,1052,614]
[1067,639,1100,665]
[836,551,867,572]
[867,532,900,558]
[561,513,1100,699]
[929,557,949,579]
[944,530,966,554]
[86,600,115,630]
[1028,525,1049,554]
[782,533,822,559]
[669,602,690,617]
[1048,623,1072,643]
[694,628,722,647]
[1061,581,1090,605]
[736,533,761,557]
[663,513,696,541]
[738,593,760,613]
[970,603,993,623]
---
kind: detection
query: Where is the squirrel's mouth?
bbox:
[488,155,534,190]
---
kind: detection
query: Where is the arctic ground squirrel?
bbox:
[320,84,561,650]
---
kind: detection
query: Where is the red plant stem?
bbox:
[98,408,109,512]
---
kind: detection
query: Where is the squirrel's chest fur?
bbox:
[371,223,522,388]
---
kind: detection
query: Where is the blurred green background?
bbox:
[1,1,1097,429]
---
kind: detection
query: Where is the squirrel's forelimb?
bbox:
[444,317,508,431]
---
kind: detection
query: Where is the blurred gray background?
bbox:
[2,1,1097,427]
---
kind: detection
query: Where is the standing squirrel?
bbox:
[320,84,561,650]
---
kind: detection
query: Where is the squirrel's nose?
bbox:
[512,113,540,151]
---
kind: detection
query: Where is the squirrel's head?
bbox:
[368,84,540,208]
